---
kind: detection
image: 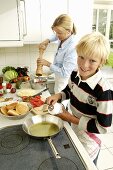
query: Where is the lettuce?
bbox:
[4,70,18,81]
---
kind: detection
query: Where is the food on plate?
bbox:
[6,102,17,110]
[0,102,29,117]
[17,89,37,97]
[31,104,48,115]
[7,109,19,116]
[16,103,29,115]
[22,95,45,108]
[0,106,8,115]
[29,96,44,107]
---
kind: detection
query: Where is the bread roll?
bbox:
[7,109,19,116]
[16,103,29,115]
[6,102,17,110]
[0,106,8,115]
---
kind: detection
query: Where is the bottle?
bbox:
[0,76,3,85]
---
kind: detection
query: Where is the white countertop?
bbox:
[0,90,97,170]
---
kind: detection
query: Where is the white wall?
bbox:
[0,44,57,75]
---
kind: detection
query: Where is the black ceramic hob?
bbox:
[0,125,86,170]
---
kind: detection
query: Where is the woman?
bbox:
[37,14,77,93]
[46,32,113,165]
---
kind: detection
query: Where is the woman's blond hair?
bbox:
[51,14,76,35]
[76,32,110,66]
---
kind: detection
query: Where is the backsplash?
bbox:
[0,43,113,83]
[0,43,57,75]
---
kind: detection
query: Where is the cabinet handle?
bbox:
[20,0,27,36]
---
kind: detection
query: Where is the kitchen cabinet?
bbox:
[24,0,68,43]
[68,0,93,41]
[23,0,41,43]
[92,4,113,48]
[0,0,25,47]
[40,0,68,41]
[24,0,93,44]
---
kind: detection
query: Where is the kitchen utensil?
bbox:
[36,48,45,76]
[48,104,54,111]
[22,114,64,158]
[48,103,63,115]
[30,77,47,90]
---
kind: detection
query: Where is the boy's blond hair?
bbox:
[76,32,110,66]
[51,14,76,35]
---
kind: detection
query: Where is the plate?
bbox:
[17,89,37,97]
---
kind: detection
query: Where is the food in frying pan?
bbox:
[29,122,59,137]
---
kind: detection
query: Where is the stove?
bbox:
[0,125,86,170]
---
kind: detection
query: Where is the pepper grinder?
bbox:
[36,48,45,76]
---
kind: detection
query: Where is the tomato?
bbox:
[35,95,41,99]
[29,96,44,107]
[10,88,16,93]
[6,83,12,89]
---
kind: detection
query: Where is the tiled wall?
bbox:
[0,43,113,81]
[0,43,57,76]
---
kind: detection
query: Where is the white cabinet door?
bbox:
[0,0,23,42]
[41,0,68,40]
[24,0,41,43]
[68,0,93,41]
[24,0,68,43]
[24,0,93,43]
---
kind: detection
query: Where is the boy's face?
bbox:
[77,55,101,80]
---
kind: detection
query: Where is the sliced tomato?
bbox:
[30,100,44,107]
[34,96,41,99]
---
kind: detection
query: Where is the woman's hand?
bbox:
[37,58,51,67]
[46,93,62,105]
[39,39,50,51]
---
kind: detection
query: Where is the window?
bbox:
[92,4,113,49]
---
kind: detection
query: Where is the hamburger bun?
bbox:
[0,106,8,115]
[7,109,19,116]
[6,102,17,110]
[16,103,29,115]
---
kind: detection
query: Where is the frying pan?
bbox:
[22,114,64,159]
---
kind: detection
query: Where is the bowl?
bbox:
[0,102,30,120]
[30,77,47,90]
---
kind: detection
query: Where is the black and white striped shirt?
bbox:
[61,70,113,160]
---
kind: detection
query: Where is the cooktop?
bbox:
[0,125,86,170]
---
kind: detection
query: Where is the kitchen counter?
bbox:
[0,90,97,170]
